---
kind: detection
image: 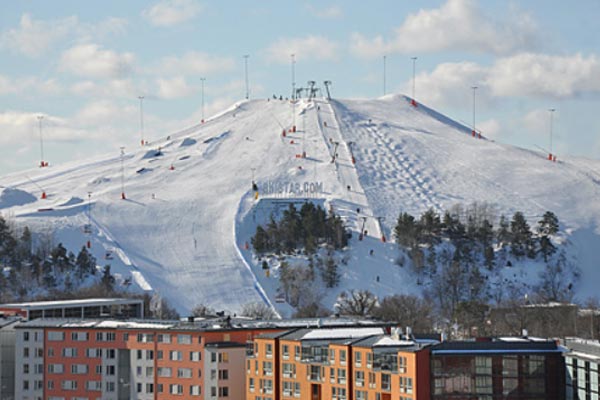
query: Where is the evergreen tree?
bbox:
[483,246,495,270]
[394,212,418,247]
[510,212,532,258]
[75,246,96,279]
[251,226,270,254]
[51,243,71,272]
[17,226,32,262]
[101,265,116,292]
[539,235,556,262]
[497,215,511,247]
[419,208,442,246]
[322,256,340,288]
[477,219,494,248]
[0,216,17,264]
[537,211,559,236]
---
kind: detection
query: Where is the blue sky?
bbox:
[1,0,599,173]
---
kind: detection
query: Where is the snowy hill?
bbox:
[1,94,600,315]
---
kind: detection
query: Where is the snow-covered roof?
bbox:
[373,336,415,347]
[301,327,383,340]
[0,298,143,309]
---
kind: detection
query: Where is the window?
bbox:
[219,369,229,380]
[158,367,172,378]
[177,334,192,344]
[329,348,335,363]
[34,363,43,374]
[106,332,115,341]
[330,367,335,383]
[355,370,365,387]
[282,344,289,359]
[475,376,492,394]
[71,332,88,341]
[146,366,154,377]
[178,368,193,378]
[283,381,293,396]
[399,376,413,394]
[263,361,273,375]
[71,364,88,374]
[219,352,229,363]
[338,368,347,384]
[61,380,78,390]
[23,363,29,374]
[62,348,77,358]
[526,355,545,376]
[382,373,391,391]
[86,381,102,391]
[106,365,115,376]
[219,386,229,397]
[96,332,103,341]
[158,334,171,343]
[190,385,201,396]
[170,350,182,361]
[47,380,54,390]
[95,365,102,374]
[157,384,163,393]
[356,390,367,400]
[340,349,347,364]
[48,331,65,341]
[146,383,154,393]
[249,377,255,391]
[86,348,101,358]
[47,348,54,357]
[157,350,163,360]
[355,351,362,367]
[295,345,301,360]
[23,331,30,341]
[283,363,295,378]
[23,380,29,391]
[266,343,273,357]
[137,383,142,393]
[137,333,154,343]
[23,347,29,358]
[137,349,143,360]
[294,382,301,397]
[170,384,184,395]
[105,348,115,359]
[398,356,407,373]
[475,356,492,375]
[367,352,373,368]
[147,349,154,360]
[190,351,201,361]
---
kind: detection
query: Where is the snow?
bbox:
[373,337,415,346]
[1,95,599,315]
[301,327,384,340]
[0,187,37,208]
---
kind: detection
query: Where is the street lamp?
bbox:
[120,147,126,200]
[471,86,478,137]
[138,96,145,146]
[411,57,418,106]
[200,78,206,123]
[243,55,250,99]
[548,108,556,161]
[37,115,46,167]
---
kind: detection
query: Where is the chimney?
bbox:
[405,326,412,340]
[522,328,528,338]
[391,327,402,340]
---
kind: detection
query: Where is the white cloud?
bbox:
[401,61,488,109]
[350,0,538,58]
[0,13,128,58]
[59,44,135,79]
[69,79,138,98]
[399,53,600,110]
[488,53,600,98]
[0,110,86,145]
[157,51,235,76]
[156,76,194,99]
[142,0,202,27]
[265,35,339,63]
[522,108,554,140]
[0,74,63,96]
[306,4,343,19]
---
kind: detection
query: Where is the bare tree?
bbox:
[336,290,378,317]
[241,302,277,319]
[374,294,433,331]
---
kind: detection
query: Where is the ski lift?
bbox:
[275,290,286,303]
[104,250,114,260]
[83,224,92,234]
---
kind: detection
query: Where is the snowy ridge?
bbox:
[1,95,600,315]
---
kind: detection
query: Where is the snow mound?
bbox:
[180,137,197,147]
[0,187,37,209]
[141,149,163,159]
[58,197,84,207]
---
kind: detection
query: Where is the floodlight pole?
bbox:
[243,55,250,100]
[383,55,387,96]
[471,86,478,137]
[291,53,296,100]
[120,147,126,200]
[411,57,417,101]
[37,115,45,167]
[548,108,556,160]
[200,78,206,123]
[138,96,145,146]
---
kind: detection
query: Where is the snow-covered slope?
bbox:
[1,95,599,314]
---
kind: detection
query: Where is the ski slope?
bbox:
[1,94,600,315]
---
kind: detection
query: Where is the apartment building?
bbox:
[0,298,144,320]
[14,315,387,400]
[564,337,600,400]
[0,317,19,400]
[430,338,567,399]
[246,327,433,400]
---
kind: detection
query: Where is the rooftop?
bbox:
[0,297,143,309]
[432,338,565,354]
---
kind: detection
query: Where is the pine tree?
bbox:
[419,208,442,246]
[322,256,339,288]
[510,212,532,258]
[251,226,270,254]
[539,235,556,262]
[76,246,96,279]
[101,265,116,292]
[497,215,511,247]
[483,246,495,270]
[394,212,418,247]
[537,211,559,236]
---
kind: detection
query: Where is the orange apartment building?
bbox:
[246,327,432,400]
[14,315,391,400]
[15,318,284,400]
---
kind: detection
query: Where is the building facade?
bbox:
[246,327,432,400]
[430,338,566,400]
[564,338,600,400]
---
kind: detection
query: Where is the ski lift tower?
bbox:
[324,81,332,100]
[307,81,316,101]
